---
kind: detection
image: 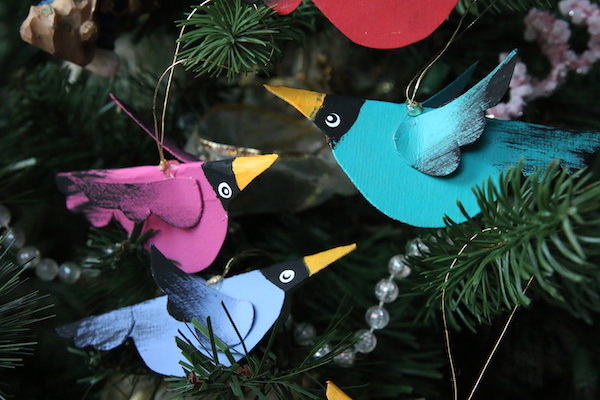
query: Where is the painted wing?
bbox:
[56,170,203,229]
[150,246,254,347]
[394,50,517,176]
[421,62,478,108]
[56,307,135,351]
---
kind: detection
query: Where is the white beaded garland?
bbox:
[4,227,26,249]
[374,278,399,303]
[313,343,332,359]
[388,254,411,278]
[0,204,11,227]
[284,313,294,329]
[406,238,430,257]
[17,246,41,267]
[333,348,356,367]
[292,239,420,365]
[354,329,377,354]
[36,258,59,281]
[0,203,81,284]
[365,305,390,330]
[58,262,82,283]
[293,322,317,346]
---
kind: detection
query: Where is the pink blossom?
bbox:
[489,0,600,119]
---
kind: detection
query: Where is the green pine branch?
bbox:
[177,0,318,79]
[76,224,157,313]
[0,63,160,201]
[413,164,600,329]
[167,317,353,399]
[0,243,52,370]
[0,239,52,398]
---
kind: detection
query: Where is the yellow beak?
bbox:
[304,243,356,276]
[326,381,352,400]
[232,154,278,190]
[264,85,325,121]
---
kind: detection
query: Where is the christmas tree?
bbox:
[2,0,600,399]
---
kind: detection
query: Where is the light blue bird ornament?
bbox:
[265,50,600,227]
[57,244,355,376]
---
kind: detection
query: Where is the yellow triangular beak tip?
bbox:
[326,381,352,400]
[304,243,356,276]
[263,84,276,94]
[232,154,278,191]
[263,84,325,120]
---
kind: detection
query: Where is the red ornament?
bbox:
[265,0,458,49]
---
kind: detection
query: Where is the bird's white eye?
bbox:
[278,269,295,284]
[325,113,341,128]
[218,182,232,199]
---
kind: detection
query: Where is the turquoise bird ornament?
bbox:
[265,50,600,227]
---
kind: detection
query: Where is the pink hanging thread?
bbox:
[488,0,600,120]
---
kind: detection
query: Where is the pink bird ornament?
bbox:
[58,94,278,273]
[57,153,277,273]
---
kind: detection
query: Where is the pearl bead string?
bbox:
[292,238,428,366]
[0,203,82,283]
[0,197,427,363]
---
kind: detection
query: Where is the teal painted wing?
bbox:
[394,50,517,176]
[421,62,478,108]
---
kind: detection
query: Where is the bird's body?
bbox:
[57,155,277,272]
[332,101,600,227]
[265,51,600,227]
[61,162,227,271]
[58,245,355,376]
[60,271,283,376]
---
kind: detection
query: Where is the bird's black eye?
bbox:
[278,269,295,284]
[201,159,240,209]
[314,95,364,147]
[217,182,233,199]
[261,259,308,291]
[325,113,341,128]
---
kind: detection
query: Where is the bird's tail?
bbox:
[56,307,135,351]
[486,119,600,175]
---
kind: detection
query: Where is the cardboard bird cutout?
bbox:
[264,0,458,49]
[57,154,277,273]
[395,53,516,176]
[57,244,356,376]
[421,63,478,108]
[265,50,600,227]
